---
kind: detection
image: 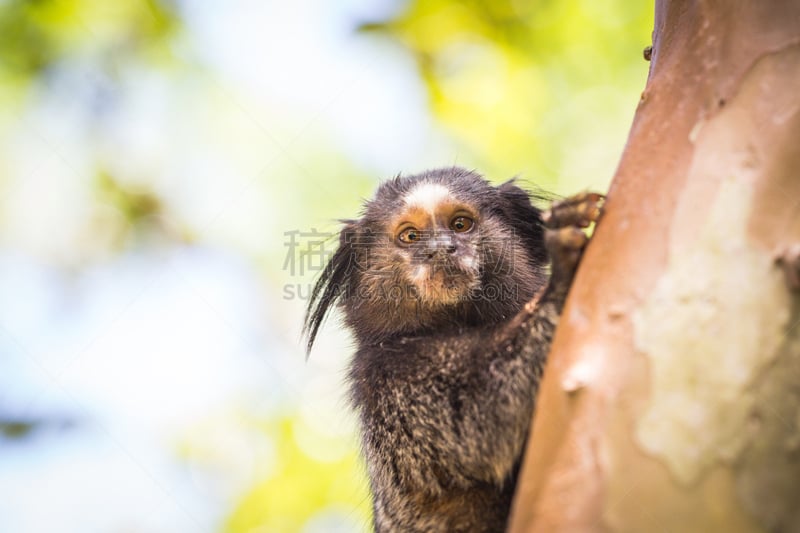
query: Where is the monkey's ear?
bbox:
[303,220,359,355]
[495,180,548,264]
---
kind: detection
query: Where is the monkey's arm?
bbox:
[353,193,604,494]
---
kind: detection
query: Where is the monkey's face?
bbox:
[389,182,482,304]
[304,167,547,348]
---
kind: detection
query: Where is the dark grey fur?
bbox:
[304,167,585,533]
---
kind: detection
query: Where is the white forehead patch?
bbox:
[403,182,451,213]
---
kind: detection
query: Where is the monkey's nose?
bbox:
[425,235,456,258]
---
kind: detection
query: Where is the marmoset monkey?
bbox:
[304,167,602,532]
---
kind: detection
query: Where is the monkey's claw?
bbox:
[544,192,604,285]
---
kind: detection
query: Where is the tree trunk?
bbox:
[509,1,800,532]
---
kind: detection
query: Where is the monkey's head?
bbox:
[304,167,549,351]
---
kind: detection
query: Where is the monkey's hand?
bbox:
[542,192,604,293]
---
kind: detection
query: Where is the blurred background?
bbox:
[0,0,653,531]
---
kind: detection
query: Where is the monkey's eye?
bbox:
[398,227,421,244]
[450,216,474,233]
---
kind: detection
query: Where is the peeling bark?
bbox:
[508,1,800,532]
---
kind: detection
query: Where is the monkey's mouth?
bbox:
[408,261,478,304]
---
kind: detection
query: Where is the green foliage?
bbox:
[0,0,178,83]
[362,0,654,190]
[225,416,371,533]
[0,419,37,439]
[95,171,161,224]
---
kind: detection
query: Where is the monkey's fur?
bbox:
[304,167,602,532]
